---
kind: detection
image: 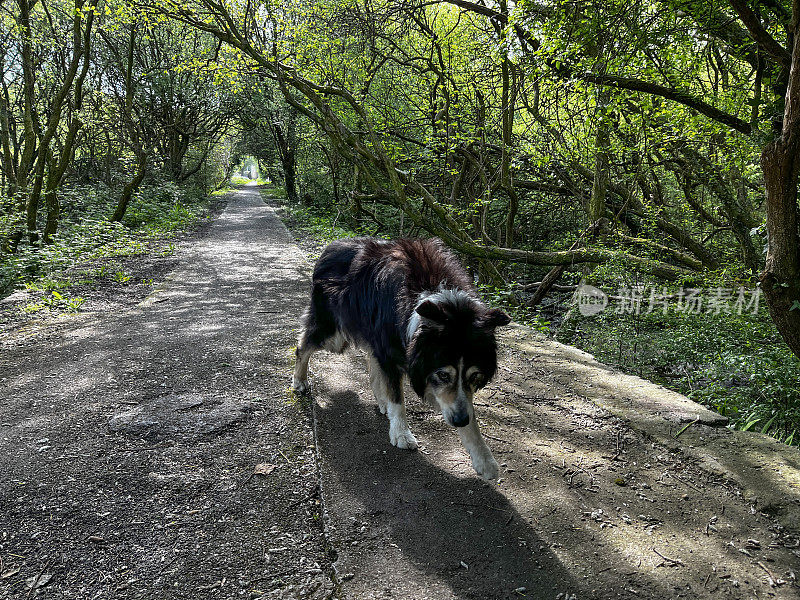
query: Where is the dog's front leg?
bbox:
[386,397,418,450]
[457,417,499,480]
[369,360,418,450]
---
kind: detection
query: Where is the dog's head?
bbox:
[407,290,510,427]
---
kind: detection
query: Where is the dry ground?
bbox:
[1,186,798,600]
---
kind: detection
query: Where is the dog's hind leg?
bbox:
[457,417,499,480]
[368,355,389,415]
[370,361,418,450]
[292,283,342,394]
[294,329,348,393]
[292,341,315,394]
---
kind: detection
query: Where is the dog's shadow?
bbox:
[314,390,585,600]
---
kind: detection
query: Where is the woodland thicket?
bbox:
[2,0,800,441]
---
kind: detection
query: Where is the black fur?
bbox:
[298,237,509,401]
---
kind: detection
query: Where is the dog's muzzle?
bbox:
[446,406,470,427]
[450,413,470,427]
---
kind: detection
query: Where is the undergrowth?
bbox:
[260,186,362,253]
[0,180,212,309]
[554,304,800,446]
[269,192,800,447]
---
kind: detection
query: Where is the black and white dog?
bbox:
[292,237,510,480]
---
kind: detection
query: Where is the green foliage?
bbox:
[555,305,800,445]
[478,282,552,333]
[277,200,361,250]
[123,183,204,233]
[0,181,211,302]
[230,175,252,186]
[23,290,85,314]
[259,183,287,198]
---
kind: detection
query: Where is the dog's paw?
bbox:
[376,401,387,415]
[472,453,499,480]
[291,376,310,395]
[390,427,419,450]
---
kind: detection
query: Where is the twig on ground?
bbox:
[25,559,52,600]
[653,548,684,567]
[668,471,702,492]
[674,418,700,439]
[450,502,511,514]
[757,560,784,587]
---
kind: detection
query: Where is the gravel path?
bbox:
[2,185,799,600]
[1,186,333,599]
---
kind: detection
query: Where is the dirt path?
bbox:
[0,186,332,599]
[2,186,799,600]
[312,333,800,600]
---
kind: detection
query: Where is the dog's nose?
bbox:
[450,412,470,427]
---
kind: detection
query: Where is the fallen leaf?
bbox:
[26,572,53,590]
[1,568,20,579]
[254,463,276,476]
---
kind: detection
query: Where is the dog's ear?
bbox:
[480,308,511,329]
[416,300,447,324]
[407,342,429,398]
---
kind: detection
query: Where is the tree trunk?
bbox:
[530,219,607,306]
[272,121,298,204]
[283,155,299,204]
[760,7,800,358]
[500,56,518,246]
[589,89,610,223]
[761,139,800,356]
[112,151,148,222]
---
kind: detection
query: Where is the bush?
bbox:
[554,301,800,445]
[0,178,210,298]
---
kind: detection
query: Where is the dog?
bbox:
[292,237,510,480]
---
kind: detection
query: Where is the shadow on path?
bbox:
[314,387,586,600]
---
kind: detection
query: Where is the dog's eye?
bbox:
[469,372,485,387]
[434,370,452,384]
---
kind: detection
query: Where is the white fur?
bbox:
[457,415,498,480]
[322,330,348,353]
[387,400,418,450]
[428,287,474,307]
[406,311,422,343]
[406,290,432,342]
[292,346,312,393]
[368,356,418,449]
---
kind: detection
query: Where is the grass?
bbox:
[230,175,252,186]
[280,203,361,249]
[258,187,363,254]
[551,287,800,446]
[1,180,213,311]
[229,175,272,187]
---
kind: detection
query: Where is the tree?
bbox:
[449,0,800,356]
[156,0,800,357]
[1,0,99,246]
